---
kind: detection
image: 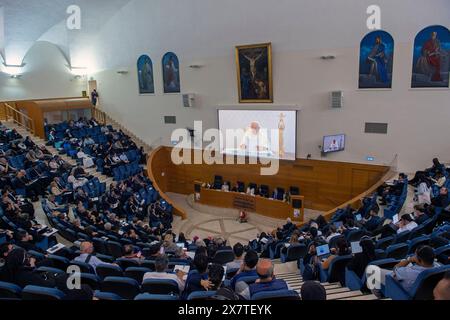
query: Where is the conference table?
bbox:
[194,185,304,222]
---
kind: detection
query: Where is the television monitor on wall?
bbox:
[218,109,297,161]
[323,134,346,153]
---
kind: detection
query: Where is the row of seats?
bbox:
[0,281,299,301]
[112,162,142,181]
[383,179,409,220]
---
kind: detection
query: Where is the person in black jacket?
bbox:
[1,248,54,288]
[347,238,376,279]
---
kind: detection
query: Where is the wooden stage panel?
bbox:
[197,188,304,222]
[147,147,390,220]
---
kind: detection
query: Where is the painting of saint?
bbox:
[359,31,394,89]
[162,52,181,93]
[412,25,450,88]
[236,43,273,103]
[137,55,154,94]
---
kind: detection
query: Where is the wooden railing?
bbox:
[1,102,35,135]
[147,146,188,220]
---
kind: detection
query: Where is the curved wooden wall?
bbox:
[10,97,92,138]
[147,147,188,220]
[147,146,390,216]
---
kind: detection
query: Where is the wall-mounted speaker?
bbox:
[331,91,343,108]
[182,93,195,108]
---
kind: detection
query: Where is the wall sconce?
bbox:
[2,62,25,76]
[117,70,129,75]
[70,66,88,76]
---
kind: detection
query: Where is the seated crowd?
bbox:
[1,125,449,301]
[45,118,146,179]
[248,162,450,299]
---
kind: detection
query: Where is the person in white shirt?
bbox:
[142,255,186,292]
[397,214,418,234]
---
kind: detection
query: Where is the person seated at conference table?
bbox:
[272,188,285,201]
[246,186,255,195]
[221,181,230,192]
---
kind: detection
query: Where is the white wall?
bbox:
[0,41,86,101]
[8,0,449,173]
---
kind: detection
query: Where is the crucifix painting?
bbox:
[235,43,273,103]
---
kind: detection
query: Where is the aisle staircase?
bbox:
[275,271,380,300]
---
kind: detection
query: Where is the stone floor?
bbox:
[170,193,324,246]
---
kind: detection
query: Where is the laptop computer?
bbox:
[316,244,330,257]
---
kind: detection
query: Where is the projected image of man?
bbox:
[240,121,270,153]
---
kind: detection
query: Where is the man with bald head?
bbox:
[237,258,289,299]
[433,271,450,300]
[74,241,115,272]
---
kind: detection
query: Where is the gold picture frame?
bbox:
[235,42,273,103]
